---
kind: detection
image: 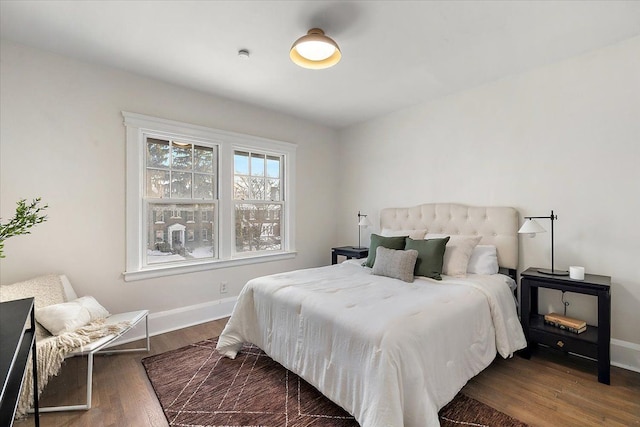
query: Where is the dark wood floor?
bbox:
[15,318,640,427]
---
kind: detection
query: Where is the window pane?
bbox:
[194,145,214,173]
[251,153,265,176]
[194,173,214,199]
[234,151,249,174]
[267,156,280,178]
[147,203,215,265]
[267,178,280,201]
[146,169,170,198]
[147,138,170,168]
[250,177,266,200]
[153,209,165,224]
[172,143,192,170]
[171,172,192,198]
[235,203,282,252]
[234,176,249,200]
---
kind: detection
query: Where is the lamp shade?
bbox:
[290,28,341,69]
[358,216,371,227]
[518,219,547,235]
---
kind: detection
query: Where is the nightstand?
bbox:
[331,246,368,265]
[520,267,611,384]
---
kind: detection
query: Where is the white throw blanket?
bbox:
[217,261,526,427]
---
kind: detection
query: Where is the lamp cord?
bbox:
[561,291,570,316]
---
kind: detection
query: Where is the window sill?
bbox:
[123,251,297,282]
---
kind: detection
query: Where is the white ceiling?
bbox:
[2,1,639,129]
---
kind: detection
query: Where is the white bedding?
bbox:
[217,260,526,427]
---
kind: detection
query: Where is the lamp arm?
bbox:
[524,214,557,220]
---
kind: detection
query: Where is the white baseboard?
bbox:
[109,296,237,346]
[611,338,640,373]
[110,298,640,375]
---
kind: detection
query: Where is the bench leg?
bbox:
[38,352,93,412]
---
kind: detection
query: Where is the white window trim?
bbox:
[123,111,297,282]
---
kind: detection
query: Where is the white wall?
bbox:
[0,41,339,319]
[2,35,639,369]
[337,37,640,355]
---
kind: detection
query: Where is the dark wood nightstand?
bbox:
[520,267,611,384]
[331,246,369,265]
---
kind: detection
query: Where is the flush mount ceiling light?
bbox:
[290,28,341,69]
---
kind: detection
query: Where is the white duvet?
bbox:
[217,260,526,427]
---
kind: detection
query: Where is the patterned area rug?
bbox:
[142,338,528,427]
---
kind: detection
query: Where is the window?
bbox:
[123,112,296,281]
[234,151,283,253]
[145,138,217,266]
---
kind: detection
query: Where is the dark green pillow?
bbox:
[365,234,407,268]
[404,236,450,280]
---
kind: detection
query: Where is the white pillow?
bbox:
[467,245,499,275]
[425,234,481,277]
[381,228,427,240]
[75,296,110,321]
[35,301,91,335]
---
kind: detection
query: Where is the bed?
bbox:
[217,203,527,427]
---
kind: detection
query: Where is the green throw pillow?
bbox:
[365,234,407,268]
[404,236,450,280]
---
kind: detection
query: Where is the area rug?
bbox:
[142,338,528,427]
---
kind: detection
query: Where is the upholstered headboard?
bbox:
[380,203,519,270]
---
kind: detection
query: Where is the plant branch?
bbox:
[0,198,48,257]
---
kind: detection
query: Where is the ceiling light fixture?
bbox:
[290,28,341,69]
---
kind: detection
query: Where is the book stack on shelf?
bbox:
[544,312,587,334]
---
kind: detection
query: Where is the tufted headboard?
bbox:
[380,203,519,270]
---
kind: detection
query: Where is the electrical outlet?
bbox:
[220,282,228,294]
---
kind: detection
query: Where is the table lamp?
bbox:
[357,211,371,249]
[518,209,569,276]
